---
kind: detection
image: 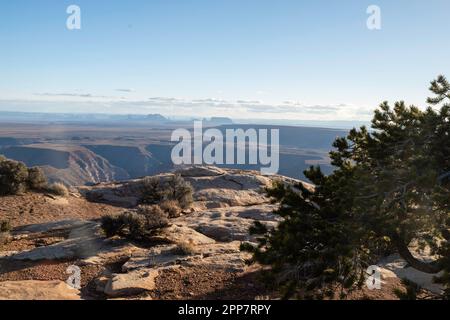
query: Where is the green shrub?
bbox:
[139,174,193,209]
[27,167,48,190]
[0,157,29,195]
[47,182,69,197]
[0,156,51,195]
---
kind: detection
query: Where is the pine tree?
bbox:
[242,76,450,299]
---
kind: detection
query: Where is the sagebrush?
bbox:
[140,174,193,209]
[101,204,169,240]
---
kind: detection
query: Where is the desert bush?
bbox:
[47,182,69,197]
[0,220,12,245]
[122,211,148,240]
[27,167,48,190]
[0,220,11,233]
[160,200,182,218]
[136,205,169,229]
[139,174,193,209]
[100,214,126,238]
[166,174,194,209]
[176,239,197,255]
[140,176,167,205]
[101,205,169,241]
[0,156,51,195]
[0,157,29,195]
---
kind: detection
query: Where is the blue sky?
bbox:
[1,0,450,121]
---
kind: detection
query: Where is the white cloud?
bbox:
[116,88,135,93]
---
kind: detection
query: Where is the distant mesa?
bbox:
[146,114,168,122]
[203,117,234,126]
[0,111,169,123]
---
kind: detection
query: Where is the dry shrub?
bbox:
[176,239,197,255]
[100,214,126,238]
[27,167,48,190]
[47,182,69,197]
[160,200,182,218]
[0,220,11,233]
[101,205,169,241]
[139,174,193,209]
[136,205,169,229]
[0,220,11,245]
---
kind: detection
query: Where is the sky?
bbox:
[1,0,450,122]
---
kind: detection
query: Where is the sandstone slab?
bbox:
[0,280,80,300]
[104,269,159,297]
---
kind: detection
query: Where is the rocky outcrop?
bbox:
[79,166,309,209]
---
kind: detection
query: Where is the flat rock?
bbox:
[182,252,248,272]
[177,166,226,177]
[104,269,159,297]
[122,245,186,271]
[0,280,80,300]
[9,221,125,261]
[13,219,87,235]
[158,225,216,246]
[194,189,268,207]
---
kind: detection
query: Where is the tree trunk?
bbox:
[393,234,443,274]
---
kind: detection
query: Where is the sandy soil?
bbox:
[0,192,122,228]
